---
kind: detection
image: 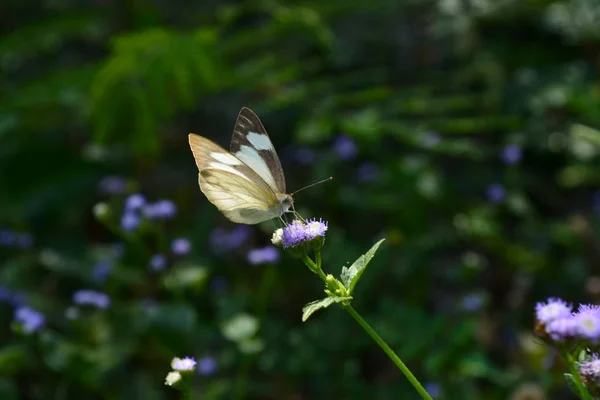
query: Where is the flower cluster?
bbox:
[120,194,177,232]
[535,298,600,343]
[580,354,600,388]
[73,289,111,309]
[210,225,250,253]
[0,229,33,249]
[14,306,45,334]
[272,218,328,249]
[247,246,279,265]
[165,356,197,387]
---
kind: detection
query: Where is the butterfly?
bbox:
[188,107,294,225]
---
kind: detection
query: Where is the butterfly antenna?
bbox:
[291,177,333,196]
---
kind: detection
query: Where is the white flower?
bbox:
[271,228,283,246]
[171,356,196,371]
[165,371,181,386]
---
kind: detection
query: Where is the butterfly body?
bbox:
[188,107,293,225]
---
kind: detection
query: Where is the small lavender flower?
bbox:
[171,356,196,371]
[546,316,578,340]
[333,134,358,160]
[143,200,177,219]
[73,289,110,309]
[210,226,251,253]
[486,183,506,203]
[304,218,328,241]
[197,356,217,375]
[358,163,380,182]
[171,238,191,256]
[573,305,600,341]
[165,371,181,386]
[121,212,140,231]
[149,254,166,271]
[14,306,45,333]
[125,193,146,211]
[580,354,600,386]
[501,144,522,165]
[92,260,112,283]
[247,246,279,265]
[424,382,441,399]
[535,298,572,324]
[281,220,308,248]
[98,176,127,195]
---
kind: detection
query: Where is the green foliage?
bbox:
[302,296,352,322]
[340,239,385,295]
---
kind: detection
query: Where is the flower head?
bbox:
[125,194,146,211]
[165,371,181,386]
[574,305,600,341]
[14,306,45,334]
[333,134,358,160]
[73,289,110,309]
[501,144,522,165]
[580,354,600,385]
[210,226,251,253]
[535,298,572,324]
[305,218,328,240]
[171,356,196,372]
[143,200,177,219]
[121,212,140,231]
[546,316,578,340]
[149,254,166,271]
[271,228,283,246]
[281,220,308,248]
[197,356,217,375]
[486,183,506,203]
[247,246,279,265]
[171,238,191,256]
[92,260,112,283]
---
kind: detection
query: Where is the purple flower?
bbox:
[546,316,578,340]
[121,212,141,231]
[535,298,572,324]
[424,382,441,399]
[14,306,45,333]
[579,354,600,385]
[501,144,522,165]
[281,220,308,248]
[304,218,328,241]
[125,194,146,211]
[171,356,196,371]
[460,293,486,312]
[358,163,380,182]
[486,183,506,203]
[573,305,600,341]
[0,231,33,249]
[333,134,358,160]
[143,200,177,219]
[149,254,166,271]
[197,356,217,375]
[420,131,441,148]
[247,246,279,265]
[73,289,110,309]
[92,260,112,283]
[171,238,191,256]
[210,226,251,253]
[98,176,127,195]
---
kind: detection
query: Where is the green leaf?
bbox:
[302,296,352,322]
[340,239,385,294]
[564,373,589,399]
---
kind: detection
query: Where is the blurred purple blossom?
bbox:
[358,163,380,182]
[333,134,358,160]
[125,194,146,211]
[486,183,506,203]
[197,356,217,375]
[424,382,441,399]
[420,131,441,148]
[210,226,251,253]
[546,316,578,340]
[73,289,110,309]
[501,144,522,165]
[573,305,600,341]
[121,212,141,231]
[92,260,112,283]
[14,306,45,333]
[460,293,486,312]
[535,298,572,324]
[98,176,127,195]
[171,238,191,256]
[142,199,177,219]
[149,254,166,271]
[579,353,600,385]
[247,246,279,265]
[0,230,34,249]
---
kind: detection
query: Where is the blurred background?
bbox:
[1,0,600,399]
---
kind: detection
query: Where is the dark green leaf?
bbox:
[340,239,385,294]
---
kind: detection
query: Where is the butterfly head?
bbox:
[277,193,294,215]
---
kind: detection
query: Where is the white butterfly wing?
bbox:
[188,133,280,224]
[230,107,286,194]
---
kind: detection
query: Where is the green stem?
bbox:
[302,254,327,283]
[564,351,592,400]
[343,304,432,400]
